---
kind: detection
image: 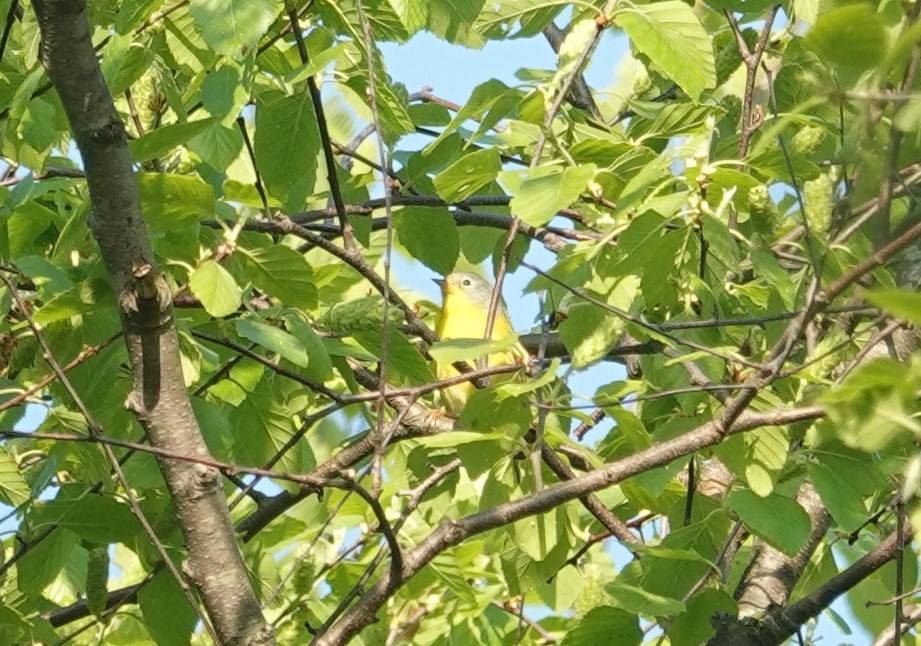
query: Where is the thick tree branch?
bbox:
[315,404,823,644]
[540,443,640,547]
[710,526,912,646]
[31,1,272,643]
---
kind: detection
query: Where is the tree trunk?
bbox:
[31,1,273,643]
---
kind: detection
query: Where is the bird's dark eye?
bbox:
[462,278,472,287]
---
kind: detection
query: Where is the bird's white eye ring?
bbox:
[462,278,472,286]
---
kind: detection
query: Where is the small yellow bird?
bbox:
[434,272,529,415]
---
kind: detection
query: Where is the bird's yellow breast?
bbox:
[435,292,526,414]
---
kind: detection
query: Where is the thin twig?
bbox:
[354,0,396,498]
[0,0,18,62]
[286,1,355,250]
[237,115,272,219]
[573,408,605,440]
[725,5,779,156]
[0,273,219,643]
[0,333,122,413]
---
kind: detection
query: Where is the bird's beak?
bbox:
[432,278,446,289]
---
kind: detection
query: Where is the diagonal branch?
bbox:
[315,403,824,644]
[542,22,601,119]
[711,525,912,646]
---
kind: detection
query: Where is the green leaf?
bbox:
[669,589,736,646]
[129,119,218,163]
[188,260,242,318]
[388,0,430,35]
[189,0,279,58]
[558,278,637,369]
[235,318,310,368]
[809,446,885,532]
[604,582,686,617]
[615,1,715,100]
[433,147,502,202]
[496,358,558,398]
[31,495,144,544]
[201,64,246,119]
[428,0,487,47]
[510,505,565,561]
[559,301,623,369]
[188,122,243,170]
[424,78,511,147]
[428,335,519,364]
[231,377,313,473]
[474,0,567,40]
[561,606,641,646]
[606,211,673,275]
[104,43,155,96]
[500,164,596,227]
[866,289,921,326]
[714,425,789,497]
[139,569,198,646]
[821,359,920,451]
[9,200,54,259]
[254,93,320,200]
[137,173,216,227]
[728,490,812,555]
[353,328,434,385]
[805,5,886,83]
[17,529,80,596]
[285,315,333,382]
[460,388,531,434]
[413,431,504,449]
[395,207,460,274]
[115,0,160,34]
[0,446,30,507]
[240,244,318,310]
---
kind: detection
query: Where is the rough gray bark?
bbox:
[709,527,911,646]
[32,1,273,643]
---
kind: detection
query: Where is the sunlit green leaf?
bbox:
[500,164,596,227]
[189,0,279,58]
[240,244,318,310]
[433,147,502,202]
[615,1,715,100]
[561,606,641,646]
[129,119,218,163]
[805,5,886,83]
[0,446,30,507]
[395,207,460,275]
[235,318,310,368]
[189,260,242,318]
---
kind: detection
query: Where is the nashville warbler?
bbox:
[433,272,528,415]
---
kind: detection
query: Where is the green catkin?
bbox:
[321,296,406,334]
[85,544,110,618]
[791,125,826,157]
[803,172,836,236]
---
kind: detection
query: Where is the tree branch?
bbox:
[315,404,824,644]
[710,526,912,646]
[31,1,273,643]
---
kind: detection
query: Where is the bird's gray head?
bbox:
[433,272,494,305]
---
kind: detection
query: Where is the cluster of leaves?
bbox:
[0,0,920,644]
